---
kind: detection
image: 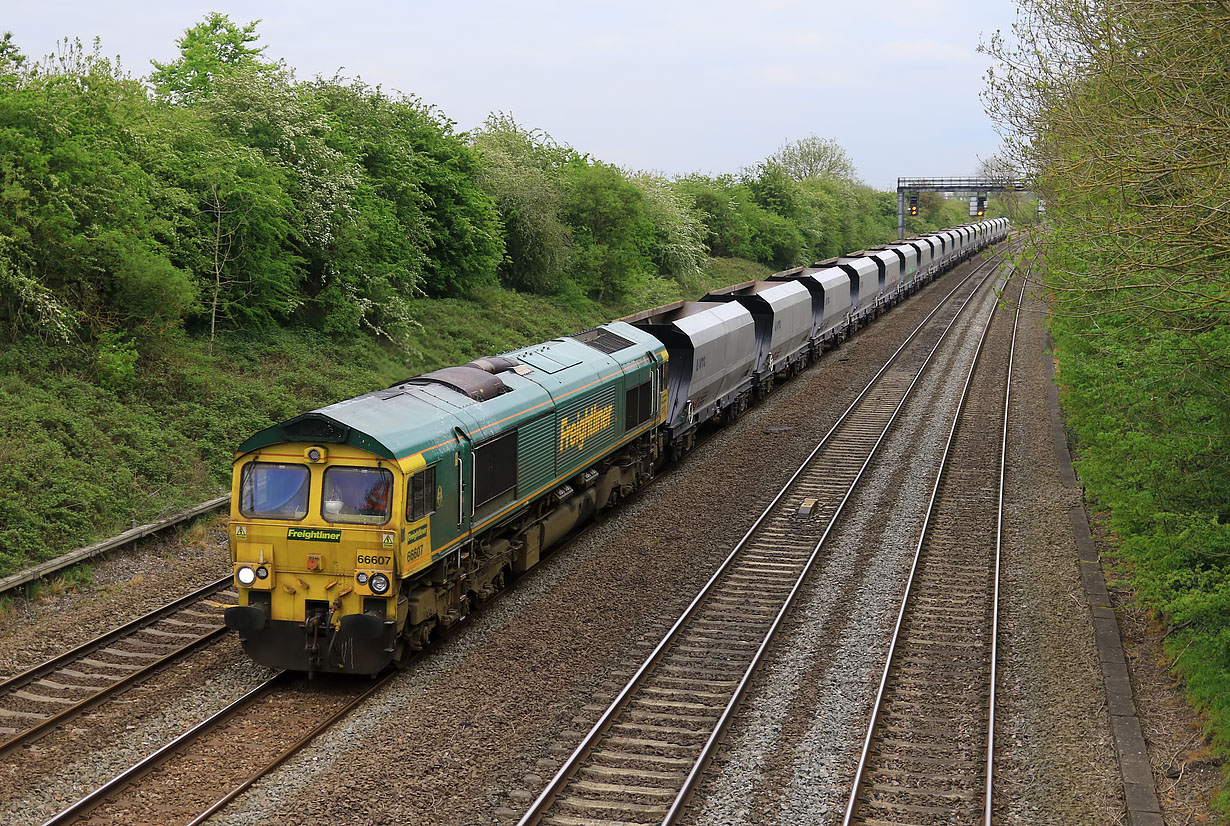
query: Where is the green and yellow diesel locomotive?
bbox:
[224,323,667,674]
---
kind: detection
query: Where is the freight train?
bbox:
[224,218,1010,674]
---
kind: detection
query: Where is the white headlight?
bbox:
[369,573,390,595]
[236,566,257,586]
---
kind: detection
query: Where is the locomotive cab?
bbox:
[225,439,438,674]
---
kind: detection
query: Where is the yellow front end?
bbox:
[224,443,430,674]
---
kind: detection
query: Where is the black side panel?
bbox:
[473,430,518,508]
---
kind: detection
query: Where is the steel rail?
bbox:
[0,574,233,695]
[39,667,395,826]
[38,672,291,826]
[0,627,230,757]
[0,575,235,756]
[840,271,1025,826]
[517,242,1011,826]
[986,278,1026,822]
[182,671,394,826]
[664,249,1016,826]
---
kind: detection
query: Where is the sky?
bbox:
[2,0,1020,190]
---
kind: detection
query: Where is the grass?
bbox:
[43,563,95,596]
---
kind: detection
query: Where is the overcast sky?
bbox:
[4,0,1019,190]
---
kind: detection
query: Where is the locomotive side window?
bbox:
[321,466,394,525]
[625,381,653,431]
[407,465,436,522]
[240,462,310,520]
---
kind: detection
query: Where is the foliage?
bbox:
[149,12,276,104]
[0,329,404,574]
[0,38,190,343]
[672,163,901,270]
[766,134,859,184]
[983,0,1230,323]
[96,330,138,390]
[983,0,1230,802]
[384,104,502,298]
[563,159,658,299]
[625,173,707,285]
[470,113,574,294]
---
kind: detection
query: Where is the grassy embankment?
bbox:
[0,258,768,580]
[1050,311,1230,808]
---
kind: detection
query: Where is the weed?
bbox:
[44,563,95,597]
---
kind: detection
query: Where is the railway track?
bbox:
[840,275,1026,826]
[0,576,235,757]
[515,246,1015,826]
[39,668,393,826]
[13,243,1011,826]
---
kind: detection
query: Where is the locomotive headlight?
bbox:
[369,573,390,595]
[236,566,257,586]
[356,572,369,585]
[256,566,269,580]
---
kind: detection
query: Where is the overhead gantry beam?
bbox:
[895,177,1032,240]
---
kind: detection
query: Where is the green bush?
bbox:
[96,332,138,390]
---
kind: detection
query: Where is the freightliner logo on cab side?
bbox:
[287,527,342,542]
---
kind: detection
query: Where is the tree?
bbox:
[0,31,26,74]
[767,135,860,183]
[628,173,706,284]
[195,152,295,346]
[470,114,573,293]
[150,13,275,104]
[563,159,657,299]
[0,37,193,342]
[981,0,1230,324]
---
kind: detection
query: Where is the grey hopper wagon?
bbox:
[953,226,971,257]
[928,231,957,273]
[856,247,906,298]
[700,279,814,394]
[623,300,756,451]
[946,227,966,258]
[767,266,852,348]
[889,241,923,288]
[930,230,958,270]
[815,256,879,324]
[905,236,940,279]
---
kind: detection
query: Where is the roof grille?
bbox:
[572,327,635,355]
